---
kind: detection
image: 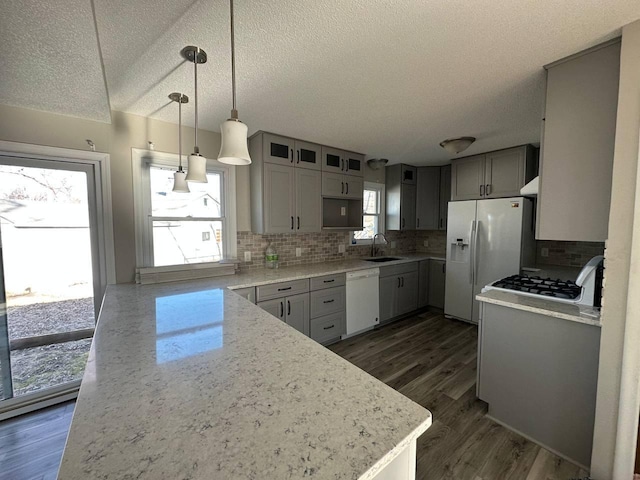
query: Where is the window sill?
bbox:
[136,261,238,285]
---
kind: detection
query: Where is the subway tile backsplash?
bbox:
[236,230,447,271]
[536,240,605,267]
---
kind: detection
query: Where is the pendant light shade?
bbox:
[169,92,190,193]
[182,46,208,182]
[218,0,251,165]
[219,119,251,165]
[439,136,476,155]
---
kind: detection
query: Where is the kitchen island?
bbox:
[475,290,601,469]
[58,263,433,479]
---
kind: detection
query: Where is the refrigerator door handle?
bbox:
[469,220,476,284]
[473,220,481,285]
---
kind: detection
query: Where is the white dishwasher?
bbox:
[344,268,380,338]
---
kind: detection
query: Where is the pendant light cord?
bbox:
[230,0,238,119]
[193,51,199,153]
[178,96,183,169]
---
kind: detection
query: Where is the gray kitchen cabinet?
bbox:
[321,147,365,177]
[439,165,451,230]
[416,167,440,230]
[537,40,620,242]
[344,152,365,177]
[310,312,345,344]
[418,260,429,308]
[379,262,419,322]
[294,140,321,171]
[428,259,446,309]
[321,172,363,199]
[263,162,296,233]
[451,146,537,201]
[250,132,324,234]
[396,270,419,316]
[262,133,295,166]
[295,168,321,232]
[386,164,417,231]
[258,293,310,336]
[309,275,346,344]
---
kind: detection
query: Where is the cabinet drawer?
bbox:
[379,261,419,278]
[256,279,309,302]
[310,273,346,291]
[310,286,345,318]
[310,312,345,344]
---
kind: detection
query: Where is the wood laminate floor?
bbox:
[0,401,74,480]
[329,312,590,480]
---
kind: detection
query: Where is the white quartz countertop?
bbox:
[225,254,445,289]
[58,259,434,479]
[476,290,601,327]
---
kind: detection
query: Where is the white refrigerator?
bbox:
[444,197,535,324]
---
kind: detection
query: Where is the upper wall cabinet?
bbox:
[439,165,451,230]
[537,40,620,242]
[416,167,440,230]
[321,147,364,177]
[450,145,537,201]
[386,164,417,231]
[294,140,322,171]
[263,133,295,166]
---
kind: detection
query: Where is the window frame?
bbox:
[132,148,237,271]
[350,182,386,246]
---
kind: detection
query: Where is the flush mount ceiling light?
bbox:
[217,0,252,165]
[169,92,190,193]
[439,137,476,155]
[182,46,208,183]
[367,158,389,170]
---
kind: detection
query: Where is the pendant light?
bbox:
[182,46,209,183]
[169,92,190,193]
[439,137,476,155]
[218,0,252,165]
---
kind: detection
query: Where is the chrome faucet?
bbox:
[371,233,389,257]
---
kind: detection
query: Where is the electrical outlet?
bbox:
[423,240,429,247]
[338,244,345,253]
[244,251,251,262]
[391,241,397,249]
[296,247,302,257]
[541,247,549,258]
[340,207,346,216]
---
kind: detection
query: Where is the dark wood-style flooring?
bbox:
[1,313,589,480]
[329,312,590,480]
[0,400,74,480]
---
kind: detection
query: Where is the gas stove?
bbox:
[483,255,604,306]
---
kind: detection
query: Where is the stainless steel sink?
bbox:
[364,257,403,263]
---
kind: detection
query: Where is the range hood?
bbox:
[520,176,539,196]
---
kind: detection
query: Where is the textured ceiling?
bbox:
[1,1,639,164]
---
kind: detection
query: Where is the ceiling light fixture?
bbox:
[217,0,252,165]
[169,92,190,193]
[182,46,209,183]
[367,158,389,170]
[439,137,476,155]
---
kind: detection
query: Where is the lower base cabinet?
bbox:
[310,312,345,344]
[258,293,310,336]
[428,260,446,309]
[379,262,419,323]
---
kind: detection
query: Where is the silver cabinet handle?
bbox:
[480,184,485,196]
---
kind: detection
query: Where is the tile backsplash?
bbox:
[237,230,447,271]
[536,240,605,267]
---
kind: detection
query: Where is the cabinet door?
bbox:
[296,168,321,232]
[416,167,440,230]
[451,155,485,200]
[258,298,285,320]
[321,146,345,174]
[402,165,417,185]
[264,163,295,233]
[294,140,322,171]
[344,152,365,177]
[344,175,363,199]
[285,293,310,336]
[484,147,525,198]
[263,133,295,166]
[397,270,419,316]
[418,260,429,308]
[428,260,446,309]
[321,171,345,197]
[401,184,417,230]
[439,165,451,230]
[379,275,398,323]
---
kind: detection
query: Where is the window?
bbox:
[351,182,385,245]
[132,149,237,270]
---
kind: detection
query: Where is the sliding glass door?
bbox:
[0,157,101,408]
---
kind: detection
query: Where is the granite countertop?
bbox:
[227,254,445,289]
[58,258,434,479]
[476,290,601,327]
